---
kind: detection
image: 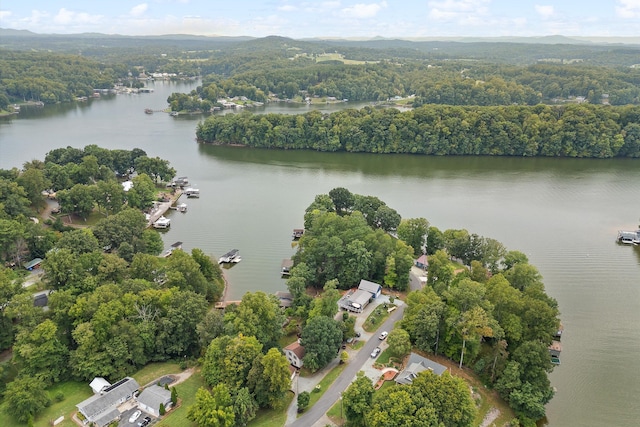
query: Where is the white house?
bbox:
[284,341,305,369]
[89,377,111,394]
[137,384,172,417]
[76,377,140,427]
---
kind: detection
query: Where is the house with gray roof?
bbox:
[357,279,382,298]
[337,279,383,313]
[137,384,172,417]
[76,377,139,427]
[395,353,447,385]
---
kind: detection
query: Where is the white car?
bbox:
[371,347,381,358]
[379,331,388,340]
[129,410,142,423]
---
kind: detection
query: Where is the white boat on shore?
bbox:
[153,216,171,229]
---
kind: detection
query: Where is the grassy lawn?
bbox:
[306,363,347,410]
[326,398,344,425]
[249,392,294,427]
[156,370,294,427]
[0,362,191,427]
[315,53,369,65]
[375,347,392,365]
[0,381,92,427]
[156,370,205,427]
[363,304,396,332]
[133,361,183,386]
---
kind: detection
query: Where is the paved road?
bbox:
[289,304,407,427]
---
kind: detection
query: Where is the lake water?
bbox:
[1,80,639,427]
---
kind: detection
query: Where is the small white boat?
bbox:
[184,187,200,198]
[617,230,640,245]
[219,249,240,264]
[177,203,187,212]
[153,216,171,229]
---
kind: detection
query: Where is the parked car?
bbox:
[355,332,361,337]
[371,347,381,358]
[129,410,141,423]
[379,331,388,340]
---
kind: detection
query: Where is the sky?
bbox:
[1,1,639,39]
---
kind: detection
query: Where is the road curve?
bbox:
[289,304,407,427]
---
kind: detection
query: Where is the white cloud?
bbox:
[0,10,12,20]
[616,0,640,18]
[322,1,342,8]
[427,0,490,21]
[53,8,103,27]
[130,4,149,17]
[278,5,297,12]
[535,5,555,19]
[341,1,388,19]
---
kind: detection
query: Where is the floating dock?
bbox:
[219,249,241,264]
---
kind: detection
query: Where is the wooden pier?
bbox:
[146,190,182,228]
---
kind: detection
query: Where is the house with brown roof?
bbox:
[284,341,305,369]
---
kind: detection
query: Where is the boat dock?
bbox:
[281,259,293,276]
[219,249,241,264]
[617,229,640,245]
[146,189,182,228]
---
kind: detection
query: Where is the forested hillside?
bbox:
[197,104,640,158]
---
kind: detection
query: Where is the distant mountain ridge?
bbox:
[1,28,638,46]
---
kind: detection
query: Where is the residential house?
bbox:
[284,341,305,369]
[357,279,382,298]
[415,254,428,270]
[275,290,294,308]
[23,258,42,271]
[89,377,111,394]
[337,279,383,313]
[137,384,172,417]
[395,353,447,385]
[76,377,140,427]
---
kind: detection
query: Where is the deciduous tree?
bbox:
[4,376,51,423]
[301,315,342,372]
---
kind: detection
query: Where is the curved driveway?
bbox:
[288,303,406,427]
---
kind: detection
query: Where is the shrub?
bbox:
[297,391,310,412]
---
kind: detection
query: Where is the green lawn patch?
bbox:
[326,398,345,425]
[375,347,392,365]
[133,361,182,386]
[363,304,396,332]
[156,370,205,427]
[306,363,347,410]
[249,392,294,427]
[0,381,92,427]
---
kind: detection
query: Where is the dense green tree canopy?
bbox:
[197,104,640,158]
[301,315,343,372]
